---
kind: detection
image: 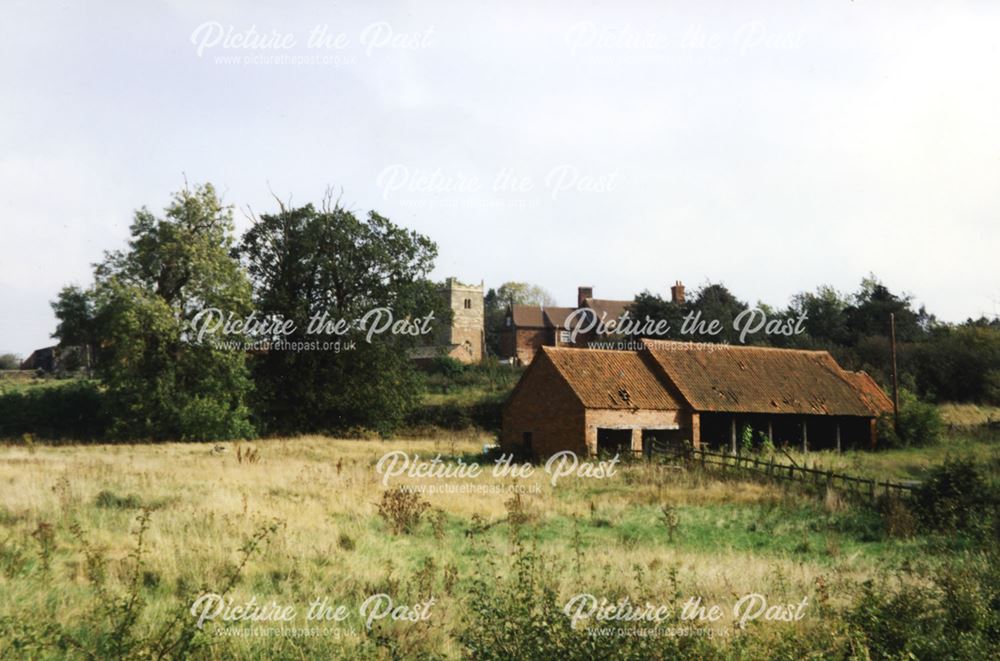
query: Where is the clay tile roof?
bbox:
[644,341,888,416]
[542,346,682,410]
[842,370,894,415]
[583,298,632,322]
[542,307,577,328]
[511,305,547,328]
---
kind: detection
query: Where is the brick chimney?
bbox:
[670,281,685,305]
[577,286,593,308]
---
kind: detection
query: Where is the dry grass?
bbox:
[0,435,945,658]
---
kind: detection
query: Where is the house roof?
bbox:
[644,341,885,416]
[583,298,631,322]
[510,300,631,330]
[541,346,682,410]
[543,307,577,328]
[510,305,548,328]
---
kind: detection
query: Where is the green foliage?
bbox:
[425,355,465,377]
[878,389,943,448]
[0,380,108,440]
[740,423,753,454]
[915,323,1000,404]
[51,183,255,441]
[239,200,442,436]
[0,354,21,370]
[459,541,711,660]
[0,511,285,660]
[912,459,999,539]
[847,553,1000,660]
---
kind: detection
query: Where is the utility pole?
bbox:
[890,312,899,431]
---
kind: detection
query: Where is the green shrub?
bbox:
[847,553,1000,659]
[459,542,713,660]
[0,380,109,440]
[877,388,943,447]
[425,356,465,377]
[912,459,999,539]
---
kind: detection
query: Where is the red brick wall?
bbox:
[501,352,586,459]
[513,327,550,365]
[584,409,685,455]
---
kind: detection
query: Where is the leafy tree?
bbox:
[239,197,442,434]
[627,290,686,341]
[52,183,255,440]
[0,354,21,370]
[913,324,1000,403]
[844,275,924,343]
[788,285,851,346]
[687,283,749,344]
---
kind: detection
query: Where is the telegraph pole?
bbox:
[890,313,899,430]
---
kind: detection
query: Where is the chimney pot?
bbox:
[670,281,686,305]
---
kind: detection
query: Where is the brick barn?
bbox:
[501,342,893,458]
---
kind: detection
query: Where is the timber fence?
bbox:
[653,443,919,505]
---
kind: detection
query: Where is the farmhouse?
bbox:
[499,282,686,365]
[501,341,893,458]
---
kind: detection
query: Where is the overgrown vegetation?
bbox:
[877,388,944,448]
[1,435,997,658]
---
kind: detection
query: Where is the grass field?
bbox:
[1,432,996,659]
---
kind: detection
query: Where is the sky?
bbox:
[2,0,999,357]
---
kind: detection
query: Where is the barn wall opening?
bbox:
[596,428,632,455]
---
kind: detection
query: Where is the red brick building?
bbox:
[501,341,893,458]
[499,284,683,365]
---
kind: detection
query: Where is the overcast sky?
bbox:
[2,1,999,357]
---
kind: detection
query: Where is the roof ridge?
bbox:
[541,346,639,355]
[645,340,829,355]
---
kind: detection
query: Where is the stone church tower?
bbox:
[439,277,484,363]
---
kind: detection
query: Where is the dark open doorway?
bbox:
[596,428,632,455]
[642,429,689,457]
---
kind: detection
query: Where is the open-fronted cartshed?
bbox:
[501,341,893,459]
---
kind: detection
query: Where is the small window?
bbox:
[505,317,512,327]
[522,431,533,450]
[464,298,472,309]
[559,330,571,343]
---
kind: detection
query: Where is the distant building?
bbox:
[20,346,58,371]
[502,342,893,458]
[412,277,485,364]
[500,283,685,365]
[19,345,90,372]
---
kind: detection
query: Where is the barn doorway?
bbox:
[642,429,689,458]
[596,428,632,455]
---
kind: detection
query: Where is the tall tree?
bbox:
[687,283,749,344]
[239,198,442,434]
[52,183,255,440]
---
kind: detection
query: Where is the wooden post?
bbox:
[730,417,737,455]
[767,419,773,445]
[630,428,643,456]
[802,419,808,453]
[690,412,701,450]
[835,422,841,453]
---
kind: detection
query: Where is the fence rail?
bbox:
[653,443,919,504]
